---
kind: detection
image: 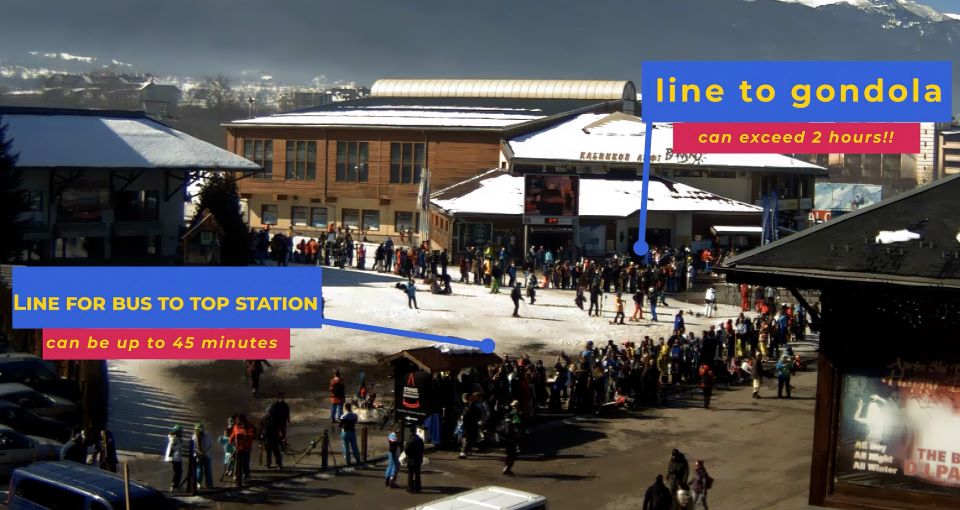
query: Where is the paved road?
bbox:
[181,368,820,510]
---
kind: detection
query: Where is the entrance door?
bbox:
[527,226,574,261]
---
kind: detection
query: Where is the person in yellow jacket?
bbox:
[483,258,493,287]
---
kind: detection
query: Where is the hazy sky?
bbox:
[2,0,958,85]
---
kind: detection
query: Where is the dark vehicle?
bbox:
[0,384,77,424]
[0,354,80,402]
[8,461,174,510]
[0,401,70,443]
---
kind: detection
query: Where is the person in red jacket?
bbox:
[329,370,346,423]
[229,414,257,487]
[699,364,715,409]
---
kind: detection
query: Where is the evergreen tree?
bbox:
[191,172,249,265]
[0,116,29,263]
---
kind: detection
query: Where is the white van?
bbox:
[413,486,547,510]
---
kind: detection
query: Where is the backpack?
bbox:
[705,474,714,490]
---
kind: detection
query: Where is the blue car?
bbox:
[8,461,173,510]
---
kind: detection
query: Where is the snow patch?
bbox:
[875,229,921,244]
[59,52,96,63]
[946,13,960,21]
[260,75,273,81]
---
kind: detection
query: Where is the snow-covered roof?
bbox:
[231,108,546,129]
[0,107,260,170]
[508,113,827,173]
[431,170,761,217]
[711,225,763,235]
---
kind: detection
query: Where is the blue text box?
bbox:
[12,266,323,329]
[641,61,952,122]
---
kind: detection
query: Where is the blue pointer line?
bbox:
[320,317,496,354]
[632,120,655,257]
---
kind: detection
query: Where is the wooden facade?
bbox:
[225,126,502,242]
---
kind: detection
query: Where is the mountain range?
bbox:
[1,0,959,106]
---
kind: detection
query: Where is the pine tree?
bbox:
[191,172,249,265]
[0,116,29,263]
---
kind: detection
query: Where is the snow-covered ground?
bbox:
[303,267,745,362]
[111,267,754,452]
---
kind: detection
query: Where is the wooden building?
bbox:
[222,79,636,244]
[720,174,960,509]
[1,106,258,264]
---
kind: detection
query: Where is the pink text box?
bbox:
[42,329,291,360]
[673,122,920,154]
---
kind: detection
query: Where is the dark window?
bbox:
[243,139,273,179]
[260,204,278,225]
[20,191,43,224]
[291,206,308,226]
[112,236,160,258]
[310,207,328,228]
[54,237,105,259]
[57,189,108,223]
[342,209,360,229]
[285,141,317,180]
[113,191,159,222]
[335,142,368,182]
[389,142,425,184]
[362,210,380,231]
[395,211,416,233]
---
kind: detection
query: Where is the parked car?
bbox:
[0,426,60,478]
[0,401,70,443]
[414,486,547,510]
[0,384,77,424]
[0,354,80,402]
[8,461,174,509]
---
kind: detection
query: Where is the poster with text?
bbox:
[837,359,960,497]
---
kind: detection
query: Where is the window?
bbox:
[112,236,160,258]
[57,189,108,223]
[335,142,369,182]
[113,191,159,221]
[13,478,87,510]
[260,204,278,225]
[54,237,105,259]
[709,170,736,179]
[291,206,308,226]
[395,211,419,233]
[342,208,360,229]
[310,207,328,228]
[19,191,43,224]
[243,139,274,179]
[362,210,380,231]
[390,142,425,184]
[285,141,317,180]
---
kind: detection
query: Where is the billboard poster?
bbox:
[524,175,579,216]
[815,182,883,212]
[395,369,434,420]
[836,359,960,497]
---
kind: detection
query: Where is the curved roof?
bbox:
[371,79,636,101]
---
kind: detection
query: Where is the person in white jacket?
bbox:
[704,287,717,318]
[165,425,184,491]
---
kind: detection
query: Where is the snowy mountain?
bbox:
[772,0,956,24]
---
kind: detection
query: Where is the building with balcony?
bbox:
[1,106,259,264]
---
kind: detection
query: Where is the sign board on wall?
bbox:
[836,360,960,497]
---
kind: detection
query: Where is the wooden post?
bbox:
[320,430,328,470]
[123,463,131,510]
[360,426,368,463]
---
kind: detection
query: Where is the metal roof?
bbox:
[371,79,636,101]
